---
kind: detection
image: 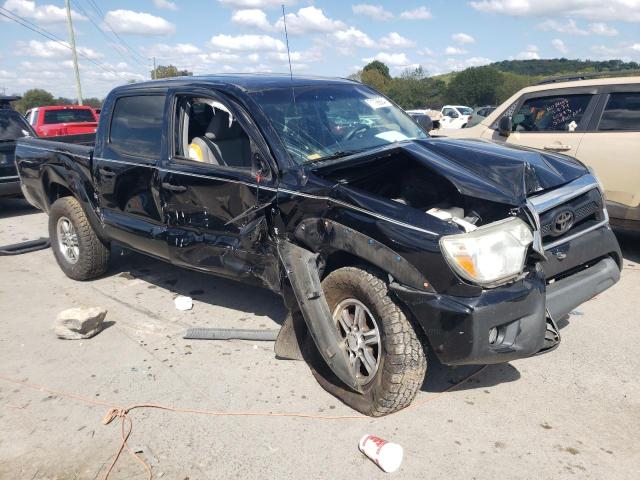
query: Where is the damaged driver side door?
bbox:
[159,89,280,289]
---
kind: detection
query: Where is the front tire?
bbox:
[49,196,110,280]
[309,266,427,416]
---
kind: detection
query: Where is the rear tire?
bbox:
[308,266,427,416]
[49,196,110,280]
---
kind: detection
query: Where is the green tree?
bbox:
[387,67,433,109]
[495,72,536,104]
[363,60,391,80]
[55,97,74,106]
[361,68,390,94]
[13,89,55,114]
[445,66,504,106]
[151,64,193,79]
[82,97,104,109]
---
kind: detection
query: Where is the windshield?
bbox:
[0,110,32,141]
[43,109,96,124]
[457,107,473,115]
[250,84,428,164]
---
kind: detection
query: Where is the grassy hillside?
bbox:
[489,58,640,77]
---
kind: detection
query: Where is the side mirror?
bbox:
[498,116,512,137]
[413,114,433,132]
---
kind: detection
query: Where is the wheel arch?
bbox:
[293,218,433,292]
[42,165,109,243]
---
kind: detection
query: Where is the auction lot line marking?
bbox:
[0,366,487,480]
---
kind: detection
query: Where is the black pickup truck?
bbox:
[16,75,622,415]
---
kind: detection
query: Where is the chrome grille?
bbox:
[527,175,608,251]
[539,189,604,242]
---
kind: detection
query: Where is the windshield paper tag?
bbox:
[364,97,392,109]
[375,131,409,142]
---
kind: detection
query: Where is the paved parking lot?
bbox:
[0,197,638,480]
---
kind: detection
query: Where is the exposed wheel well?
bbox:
[322,249,433,351]
[322,250,376,279]
[47,182,73,206]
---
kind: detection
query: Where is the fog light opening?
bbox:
[488,327,499,345]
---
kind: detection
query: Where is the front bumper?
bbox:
[0,177,22,197]
[393,225,621,366]
[607,201,640,231]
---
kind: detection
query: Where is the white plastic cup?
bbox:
[174,296,193,311]
[359,434,403,473]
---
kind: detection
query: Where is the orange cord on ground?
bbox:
[0,366,487,480]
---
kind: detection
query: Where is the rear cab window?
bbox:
[512,94,592,132]
[598,92,640,131]
[43,109,96,124]
[109,95,166,158]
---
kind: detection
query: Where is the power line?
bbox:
[83,0,148,64]
[72,0,143,67]
[76,0,150,67]
[0,7,126,77]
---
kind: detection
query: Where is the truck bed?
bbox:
[15,135,96,212]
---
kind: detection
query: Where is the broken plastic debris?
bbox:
[359,434,403,473]
[174,296,193,311]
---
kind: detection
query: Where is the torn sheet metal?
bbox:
[277,240,360,392]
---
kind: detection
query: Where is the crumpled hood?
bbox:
[403,138,588,206]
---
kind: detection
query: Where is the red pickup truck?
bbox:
[25,105,98,137]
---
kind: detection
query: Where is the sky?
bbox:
[0,0,639,98]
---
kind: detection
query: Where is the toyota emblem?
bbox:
[552,210,574,235]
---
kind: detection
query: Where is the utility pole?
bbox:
[152,57,157,80]
[65,0,83,105]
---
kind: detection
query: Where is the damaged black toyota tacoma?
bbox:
[16,75,622,416]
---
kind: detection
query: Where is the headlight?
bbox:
[440,217,533,287]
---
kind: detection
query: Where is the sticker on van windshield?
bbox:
[364,97,392,109]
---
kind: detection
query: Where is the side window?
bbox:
[109,95,165,158]
[173,96,255,170]
[598,92,640,132]
[491,101,518,129]
[512,94,592,132]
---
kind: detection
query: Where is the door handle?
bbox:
[543,144,572,152]
[162,182,187,193]
[98,167,115,178]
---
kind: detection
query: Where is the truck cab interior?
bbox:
[175,97,253,169]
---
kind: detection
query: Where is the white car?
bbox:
[440,105,473,129]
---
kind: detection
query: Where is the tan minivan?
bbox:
[442,76,640,230]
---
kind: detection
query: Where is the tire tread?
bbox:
[322,266,427,416]
[49,196,110,280]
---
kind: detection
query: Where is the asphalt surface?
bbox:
[0,197,638,480]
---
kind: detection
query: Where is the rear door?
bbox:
[487,88,599,157]
[93,92,170,259]
[159,88,279,288]
[576,86,640,215]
